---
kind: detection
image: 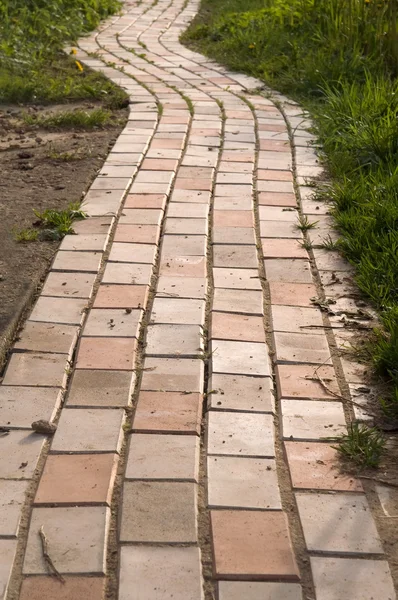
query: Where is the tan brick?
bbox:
[282,400,346,440]
[126,434,199,480]
[311,557,395,600]
[3,353,67,387]
[19,576,106,600]
[218,582,302,600]
[119,546,203,600]
[23,507,109,574]
[0,386,60,428]
[67,370,132,407]
[208,411,275,457]
[0,481,28,535]
[51,408,124,452]
[208,373,273,412]
[121,481,197,543]
[208,456,281,509]
[296,493,383,553]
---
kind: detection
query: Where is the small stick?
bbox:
[157,292,180,297]
[39,526,65,584]
[305,366,378,417]
[307,368,344,401]
[299,325,338,330]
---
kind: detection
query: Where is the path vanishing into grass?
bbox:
[183,0,398,417]
[0,0,397,599]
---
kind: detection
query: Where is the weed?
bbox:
[23,108,113,130]
[13,228,38,243]
[296,215,318,232]
[321,234,340,251]
[45,144,92,161]
[299,239,312,251]
[48,150,79,162]
[199,346,218,362]
[334,422,385,468]
[34,202,86,238]
[181,94,194,116]
[14,204,85,243]
[380,387,398,420]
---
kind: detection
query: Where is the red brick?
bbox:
[94,285,148,309]
[269,282,317,307]
[76,338,136,370]
[258,192,297,207]
[285,442,363,491]
[211,510,299,580]
[114,224,160,244]
[262,239,307,259]
[211,313,265,343]
[257,169,293,181]
[213,211,253,227]
[124,194,166,209]
[133,391,202,434]
[35,454,117,504]
[276,364,340,399]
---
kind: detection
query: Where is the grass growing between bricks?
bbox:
[182,0,398,419]
[334,423,386,469]
[0,0,127,106]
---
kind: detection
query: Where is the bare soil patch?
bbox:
[0,101,127,370]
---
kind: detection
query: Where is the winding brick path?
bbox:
[0,0,397,599]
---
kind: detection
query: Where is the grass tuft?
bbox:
[13,228,39,243]
[23,108,113,130]
[334,422,385,469]
[320,234,340,251]
[33,202,86,239]
[296,215,318,232]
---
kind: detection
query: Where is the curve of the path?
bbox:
[0,1,396,599]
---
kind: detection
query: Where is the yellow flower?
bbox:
[75,60,84,72]
[70,48,77,55]
[248,43,256,49]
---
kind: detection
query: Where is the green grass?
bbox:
[0,60,128,107]
[182,0,398,418]
[321,234,340,251]
[14,204,86,243]
[13,228,39,243]
[45,143,93,161]
[23,108,113,130]
[33,203,86,239]
[334,423,385,469]
[0,0,126,105]
[296,215,318,232]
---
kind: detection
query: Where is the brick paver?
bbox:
[0,0,393,598]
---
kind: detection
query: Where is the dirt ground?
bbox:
[0,101,127,370]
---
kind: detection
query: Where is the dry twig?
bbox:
[39,526,65,584]
[305,364,378,418]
